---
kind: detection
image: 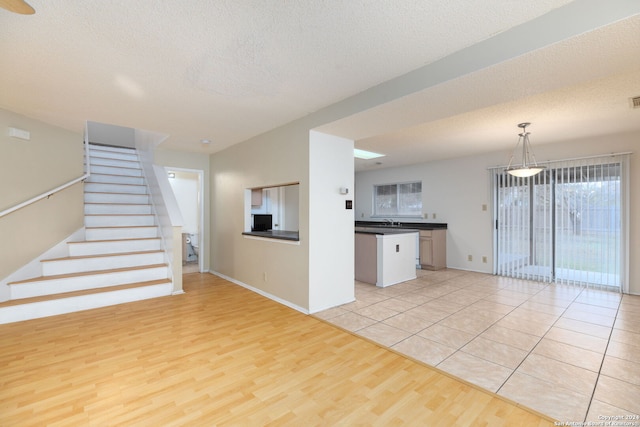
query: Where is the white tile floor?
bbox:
[315,268,640,423]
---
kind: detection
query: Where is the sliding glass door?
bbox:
[495,171,552,281]
[494,155,628,291]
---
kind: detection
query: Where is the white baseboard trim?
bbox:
[210,271,309,315]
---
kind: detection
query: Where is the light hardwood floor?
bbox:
[0,273,554,426]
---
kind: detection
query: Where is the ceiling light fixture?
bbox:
[506,122,545,178]
[201,139,211,144]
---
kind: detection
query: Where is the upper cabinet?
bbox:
[251,189,263,206]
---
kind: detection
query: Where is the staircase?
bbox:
[0,144,173,324]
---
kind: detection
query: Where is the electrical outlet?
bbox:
[468,255,473,262]
[482,204,487,211]
[263,272,267,282]
[424,213,428,219]
[432,213,436,219]
[482,256,487,263]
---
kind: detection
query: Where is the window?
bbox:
[243,183,300,242]
[373,181,422,217]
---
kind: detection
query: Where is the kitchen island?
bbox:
[356,221,447,270]
[355,227,419,287]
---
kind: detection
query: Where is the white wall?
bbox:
[308,131,355,313]
[283,184,299,231]
[355,131,640,295]
[210,123,311,311]
[0,109,84,298]
[208,122,356,313]
[356,153,492,273]
[87,121,135,148]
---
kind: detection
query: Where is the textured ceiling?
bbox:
[1,1,639,169]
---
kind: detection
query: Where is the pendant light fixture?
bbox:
[506,122,545,177]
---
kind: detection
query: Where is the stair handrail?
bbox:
[0,124,91,219]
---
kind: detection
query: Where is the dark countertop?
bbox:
[355,221,447,230]
[355,226,420,235]
[242,230,300,241]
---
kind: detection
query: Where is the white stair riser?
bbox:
[42,252,165,276]
[85,182,148,194]
[88,144,137,155]
[85,192,150,204]
[0,283,173,325]
[68,239,161,256]
[86,227,159,240]
[90,157,140,169]
[85,215,155,227]
[85,204,152,215]
[88,149,138,162]
[11,266,168,299]
[89,164,143,177]
[86,174,145,185]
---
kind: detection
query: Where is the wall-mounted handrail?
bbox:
[0,124,92,219]
[0,174,88,218]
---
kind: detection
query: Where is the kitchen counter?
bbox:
[242,230,299,241]
[355,221,447,230]
[355,226,420,235]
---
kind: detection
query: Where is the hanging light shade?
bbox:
[506,122,546,177]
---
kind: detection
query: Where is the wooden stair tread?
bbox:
[42,250,163,262]
[0,279,171,308]
[9,264,168,285]
[88,142,136,150]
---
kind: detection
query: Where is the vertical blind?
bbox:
[492,153,630,292]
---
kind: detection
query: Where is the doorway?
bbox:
[166,168,204,273]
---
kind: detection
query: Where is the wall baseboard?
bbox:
[209,271,309,315]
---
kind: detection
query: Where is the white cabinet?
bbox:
[419,229,446,270]
[251,189,263,206]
